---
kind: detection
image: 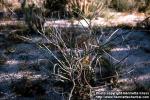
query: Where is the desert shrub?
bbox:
[19,1,121,99]
[43,0,106,18]
[137,0,150,13]
[27,6,124,98]
[110,0,150,12]
[66,0,106,18]
[36,19,120,100]
[111,0,136,12]
[20,0,45,33]
[44,0,67,12]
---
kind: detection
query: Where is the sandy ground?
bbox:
[0,12,147,27]
[0,12,150,99]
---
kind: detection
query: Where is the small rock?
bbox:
[5,47,16,54]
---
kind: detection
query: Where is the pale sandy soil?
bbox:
[0,12,147,27]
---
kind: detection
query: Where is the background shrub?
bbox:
[44,0,106,18]
[110,0,150,12]
[44,0,67,13]
[66,0,106,18]
[111,0,136,12]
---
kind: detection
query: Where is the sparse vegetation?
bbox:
[33,14,120,99]
[110,0,150,13]
[0,0,150,100]
[66,0,106,18]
